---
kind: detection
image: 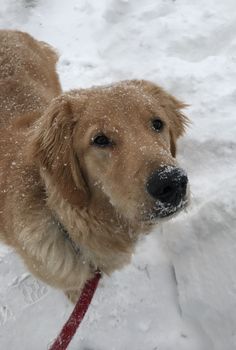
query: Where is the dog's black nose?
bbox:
[146,166,188,206]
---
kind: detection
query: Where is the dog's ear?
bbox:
[29,95,89,207]
[158,90,189,158]
[130,80,189,157]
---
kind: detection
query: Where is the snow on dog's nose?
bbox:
[146,166,188,207]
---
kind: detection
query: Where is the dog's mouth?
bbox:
[142,196,189,223]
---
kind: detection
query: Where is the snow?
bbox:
[0,0,236,349]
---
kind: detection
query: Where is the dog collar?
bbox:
[57,219,80,255]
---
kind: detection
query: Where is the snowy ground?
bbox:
[0,0,236,349]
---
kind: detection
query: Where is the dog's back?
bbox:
[0,30,62,242]
[0,30,61,127]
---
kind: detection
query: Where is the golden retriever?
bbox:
[0,30,189,303]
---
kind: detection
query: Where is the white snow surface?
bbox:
[1,0,236,349]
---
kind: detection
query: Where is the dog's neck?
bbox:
[43,175,146,273]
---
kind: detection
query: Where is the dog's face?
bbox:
[31,80,189,225]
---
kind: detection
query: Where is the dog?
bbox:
[0,30,189,303]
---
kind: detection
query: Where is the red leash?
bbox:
[49,271,101,350]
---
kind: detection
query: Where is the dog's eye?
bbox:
[92,134,113,147]
[152,118,164,132]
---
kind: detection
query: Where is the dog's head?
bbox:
[30,80,189,225]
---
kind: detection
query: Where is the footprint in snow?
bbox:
[18,276,48,305]
[0,304,13,325]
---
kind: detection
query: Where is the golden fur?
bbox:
[0,30,189,302]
